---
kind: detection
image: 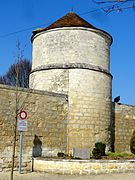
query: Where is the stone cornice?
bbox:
[30,63,113,78]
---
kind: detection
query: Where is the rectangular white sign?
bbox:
[17,119,28,131]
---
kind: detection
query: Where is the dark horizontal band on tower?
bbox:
[30,63,113,78]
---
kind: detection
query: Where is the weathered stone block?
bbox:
[73,148,90,159]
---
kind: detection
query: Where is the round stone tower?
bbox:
[30,12,113,154]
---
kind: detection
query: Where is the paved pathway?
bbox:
[0,172,135,180]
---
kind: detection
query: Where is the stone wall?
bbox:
[0,85,68,171]
[114,103,135,152]
[31,27,111,70]
[30,27,112,92]
[30,69,69,94]
[68,69,112,153]
[33,159,135,175]
[1,84,135,171]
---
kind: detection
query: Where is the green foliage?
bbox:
[95,142,106,156]
[107,152,135,157]
[92,142,106,159]
[130,130,135,154]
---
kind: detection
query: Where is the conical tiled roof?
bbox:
[33,12,98,34]
[32,12,112,43]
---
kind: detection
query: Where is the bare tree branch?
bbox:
[0,59,31,88]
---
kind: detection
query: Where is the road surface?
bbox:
[0,172,135,180]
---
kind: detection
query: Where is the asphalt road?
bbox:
[0,172,135,180]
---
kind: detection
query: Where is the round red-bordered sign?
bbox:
[19,111,27,119]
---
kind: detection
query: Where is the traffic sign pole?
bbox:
[19,131,23,174]
[18,110,28,174]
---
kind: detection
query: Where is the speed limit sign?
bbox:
[19,111,27,120]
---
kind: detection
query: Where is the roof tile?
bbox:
[33,12,98,34]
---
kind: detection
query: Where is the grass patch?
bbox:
[107,152,135,157]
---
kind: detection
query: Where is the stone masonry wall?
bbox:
[0,85,68,171]
[68,69,112,153]
[31,27,111,70]
[30,69,69,94]
[30,27,111,92]
[30,26,112,154]
[114,103,135,152]
[1,86,135,171]
[33,159,135,175]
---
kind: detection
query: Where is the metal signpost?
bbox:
[17,111,28,174]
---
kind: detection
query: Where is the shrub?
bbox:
[130,130,135,154]
[92,148,102,159]
[57,152,65,157]
[92,142,106,159]
[95,142,106,156]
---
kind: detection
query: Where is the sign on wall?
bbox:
[17,111,28,132]
[17,119,28,132]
